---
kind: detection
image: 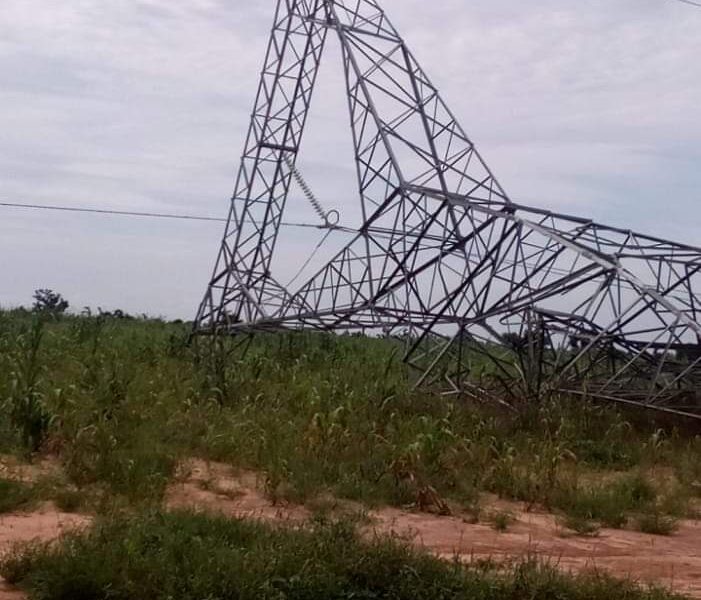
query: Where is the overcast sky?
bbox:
[1,0,699,318]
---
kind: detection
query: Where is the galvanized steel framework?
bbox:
[195,0,701,417]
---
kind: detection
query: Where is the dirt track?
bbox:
[2,459,700,598]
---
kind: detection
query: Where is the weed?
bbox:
[4,318,53,452]
[0,310,699,526]
[561,515,600,537]
[0,479,35,514]
[636,512,679,536]
[53,488,84,513]
[0,510,685,600]
[487,509,515,532]
[552,473,657,529]
[0,542,44,586]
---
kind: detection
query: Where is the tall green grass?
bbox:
[0,309,698,527]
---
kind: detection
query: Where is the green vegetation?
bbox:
[0,307,699,528]
[0,474,85,516]
[0,510,684,600]
[552,473,658,530]
[487,509,515,532]
[561,514,602,537]
[0,478,35,514]
[1,305,699,598]
[636,512,680,536]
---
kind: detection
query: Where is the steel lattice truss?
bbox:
[195,0,701,417]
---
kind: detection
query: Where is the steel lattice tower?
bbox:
[195,0,701,418]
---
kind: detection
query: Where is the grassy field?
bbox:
[1,308,700,598]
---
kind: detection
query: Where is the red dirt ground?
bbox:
[166,460,701,598]
[375,507,701,596]
[0,504,89,600]
[2,458,700,598]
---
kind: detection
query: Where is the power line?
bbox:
[0,199,691,304]
[671,0,701,7]
[0,201,227,223]
[0,200,340,231]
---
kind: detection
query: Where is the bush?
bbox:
[636,512,679,536]
[487,510,515,532]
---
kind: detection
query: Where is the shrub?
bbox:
[636,512,679,536]
[561,515,600,537]
[487,510,516,532]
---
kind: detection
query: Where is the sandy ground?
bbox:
[166,459,312,522]
[374,507,701,596]
[0,504,89,600]
[0,456,91,600]
[0,455,62,484]
[2,458,700,598]
[167,460,701,598]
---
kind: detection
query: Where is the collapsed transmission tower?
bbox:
[195,0,701,418]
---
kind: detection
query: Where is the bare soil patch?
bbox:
[167,460,701,598]
[0,455,62,484]
[0,456,90,599]
[165,459,310,523]
[374,505,701,597]
[3,458,700,598]
[0,503,90,600]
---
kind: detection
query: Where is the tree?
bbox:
[32,289,69,315]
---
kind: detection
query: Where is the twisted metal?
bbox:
[194,0,701,417]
